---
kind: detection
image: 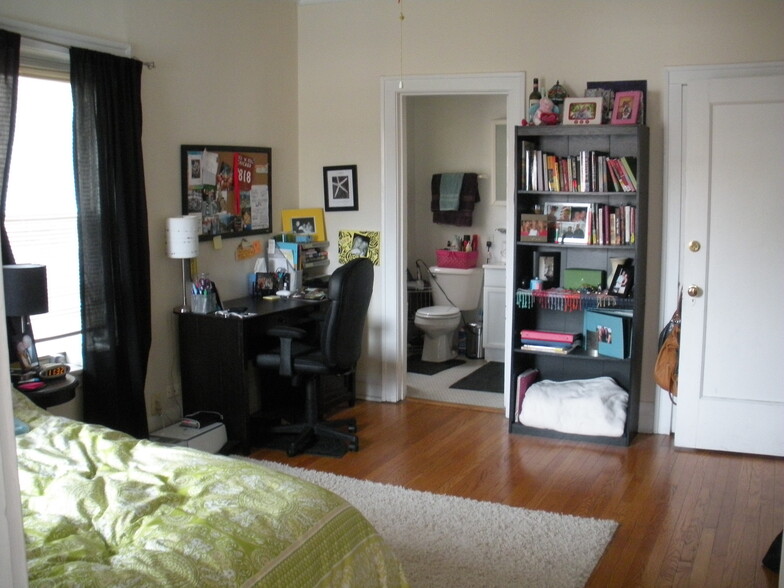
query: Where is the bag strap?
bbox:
[671,288,682,324]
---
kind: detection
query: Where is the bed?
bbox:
[11,390,408,587]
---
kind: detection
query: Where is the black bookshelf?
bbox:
[508,124,649,446]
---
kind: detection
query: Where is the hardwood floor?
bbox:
[250,398,783,587]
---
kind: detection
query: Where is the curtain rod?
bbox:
[20,32,156,69]
[2,19,155,69]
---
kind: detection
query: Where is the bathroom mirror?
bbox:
[491,119,506,205]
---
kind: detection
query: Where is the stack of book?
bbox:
[520,329,582,354]
[520,141,638,193]
[301,248,329,269]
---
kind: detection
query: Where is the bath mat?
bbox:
[407,356,465,375]
[449,361,504,393]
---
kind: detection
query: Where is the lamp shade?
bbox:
[3,264,49,317]
[166,215,200,259]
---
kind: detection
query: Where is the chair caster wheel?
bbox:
[348,441,359,452]
[348,424,357,433]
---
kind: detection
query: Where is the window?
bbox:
[6,75,83,365]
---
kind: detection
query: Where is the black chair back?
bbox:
[320,258,374,371]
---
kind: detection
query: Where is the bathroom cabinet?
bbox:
[481,265,506,362]
[508,124,649,446]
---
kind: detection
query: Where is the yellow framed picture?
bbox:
[281,208,327,242]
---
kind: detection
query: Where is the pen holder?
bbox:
[190,292,217,314]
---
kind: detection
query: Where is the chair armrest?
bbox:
[266,325,313,377]
[267,325,308,340]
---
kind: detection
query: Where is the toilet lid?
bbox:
[415,305,460,319]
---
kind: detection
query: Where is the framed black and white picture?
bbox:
[323,165,358,211]
[609,261,634,297]
[537,252,561,288]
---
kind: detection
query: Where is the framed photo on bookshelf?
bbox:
[611,91,643,125]
[544,202,590,245]
[587,79,647,124]
[562,97,603,125]
[609,261,634,297]
[520,213,549,242]
[537,252,561,287]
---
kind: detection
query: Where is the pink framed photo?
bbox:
[611,91,642,125]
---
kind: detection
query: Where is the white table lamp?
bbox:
[166,215,200,313]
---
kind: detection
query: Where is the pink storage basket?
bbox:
[436,249,479,269]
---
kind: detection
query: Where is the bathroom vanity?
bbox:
[482,264,506,362]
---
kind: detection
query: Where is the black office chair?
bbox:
[256,257,374,457]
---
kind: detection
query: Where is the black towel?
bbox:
[431,173,480,226]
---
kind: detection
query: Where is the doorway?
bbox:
[404,94,505,409]
[380,73,526,415]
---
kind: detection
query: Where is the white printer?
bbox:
[150,413,227,454]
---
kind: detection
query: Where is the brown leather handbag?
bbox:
[655,292,682,400]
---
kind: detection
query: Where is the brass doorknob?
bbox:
[687,285,702,297]
[688,240,701,252]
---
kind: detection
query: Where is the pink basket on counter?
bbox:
[436,249,479,269]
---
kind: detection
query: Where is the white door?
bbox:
[675,75,784,456]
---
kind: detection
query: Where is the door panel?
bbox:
[676,75,784,456]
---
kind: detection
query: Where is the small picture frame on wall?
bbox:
[338,229,380,265]
[562,97,603,125]
[611,91,643,125]
[323,165,358,211]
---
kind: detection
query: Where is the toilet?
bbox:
[414,266,483,362]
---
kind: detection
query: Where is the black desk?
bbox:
[177,295,323,453]
[16,373,78,409]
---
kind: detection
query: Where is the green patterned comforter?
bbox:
[12,391,407,587]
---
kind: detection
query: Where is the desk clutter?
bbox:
[190,273,221,313]
[247,237,330,299]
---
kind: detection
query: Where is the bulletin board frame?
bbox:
[181,144,272,241]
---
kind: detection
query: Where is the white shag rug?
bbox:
[254,459,617,588]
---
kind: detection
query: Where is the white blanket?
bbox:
[519,376,628,437]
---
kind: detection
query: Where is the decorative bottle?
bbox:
[528,78,541,123]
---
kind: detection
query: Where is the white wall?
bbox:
[1,0,300,427]
[296,0,784,413]
[1,0,782,423]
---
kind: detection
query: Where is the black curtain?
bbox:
[0,30,21,368]
[0,29,20,267]
[70,48,151,438]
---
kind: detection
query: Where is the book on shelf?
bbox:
[519,147,637,193]
[589,203,637,245]
[521,338,581,348]
[519,329,582,343]
[521,341,580,355]
[515,368,540,422]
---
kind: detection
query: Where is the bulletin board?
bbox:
[181,145,272,241]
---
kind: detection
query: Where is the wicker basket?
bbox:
[436,249,479,269]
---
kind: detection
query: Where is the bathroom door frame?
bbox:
[380,73,526,410]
